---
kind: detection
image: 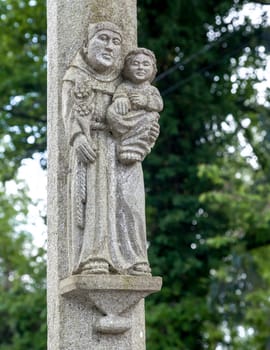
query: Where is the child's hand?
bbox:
[129,93,147,109]
[114,97,130,115]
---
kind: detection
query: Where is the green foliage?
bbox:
[138,0,270,349]
[0,182,46,349]
[0,0,47,180]
[0,2,47,347]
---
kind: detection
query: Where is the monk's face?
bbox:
[86,29,122,73]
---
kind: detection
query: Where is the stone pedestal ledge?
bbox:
[60,275,162,334]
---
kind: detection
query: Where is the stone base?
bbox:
[59,275,162,350]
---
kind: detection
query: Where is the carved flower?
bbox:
[74,103,91,117]
[74,82,90,100]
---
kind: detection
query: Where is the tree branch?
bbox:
[250,0,270,4]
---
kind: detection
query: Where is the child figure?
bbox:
[107,48,163,165]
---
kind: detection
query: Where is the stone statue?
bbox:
[62,22,162,276]
[107,48,163,164]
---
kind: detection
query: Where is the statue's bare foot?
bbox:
[81,260,109,275]
[118,151,142,165]
[129,263,151,276]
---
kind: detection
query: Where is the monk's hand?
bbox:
[149,119,160,143]
[129,93,147,109]
[74,134,96,163]
[114,97,130,115]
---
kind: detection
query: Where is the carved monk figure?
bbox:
[107,48,163,165]
[62,22,160,276]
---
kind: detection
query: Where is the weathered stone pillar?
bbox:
[47,1,162,349]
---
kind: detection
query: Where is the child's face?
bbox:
[127,53,154,83]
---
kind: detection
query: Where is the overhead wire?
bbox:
[161,43,247,97]
[155,30,235,83]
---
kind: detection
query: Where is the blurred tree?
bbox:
[0,3,47,348]
[0,180,46,350]
[0,0,47,180]
[137,1,270,349]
